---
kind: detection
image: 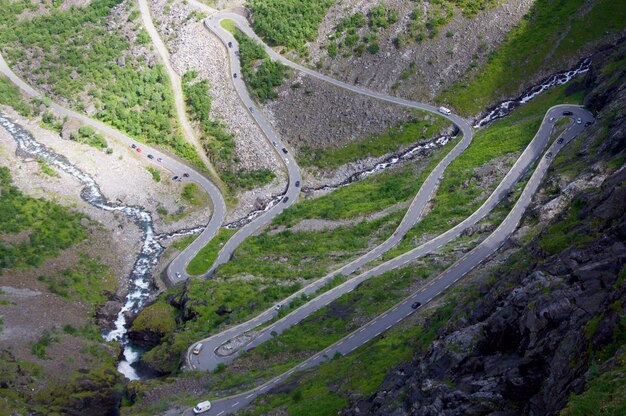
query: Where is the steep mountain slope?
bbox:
[339,42,626,416]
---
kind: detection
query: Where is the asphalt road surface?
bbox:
[184,105,594,415]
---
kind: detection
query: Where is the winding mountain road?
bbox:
[186,11,474,281]
[0,7,595,416]
[184,106,594,415]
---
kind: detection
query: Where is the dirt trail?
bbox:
[138,0,223,187]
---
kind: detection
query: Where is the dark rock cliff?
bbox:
[341,43,626,416]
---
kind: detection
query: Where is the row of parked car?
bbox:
[130,143,162,163]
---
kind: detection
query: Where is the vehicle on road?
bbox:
[411,301,422,309]
[136,147,142,153]
[282,148,288,154]
[549,117,556,122]
[193,343,203,355]
[193,400,211,414]
[272,141,277,146]
[147,154,154,160]
[183,173,190,178]
[176,272,182,278]
[233,73,237,79]
[157,157,162,162]
[131,144,136,149]
[295,180,300,187]
[228,41,232,48]
[563,111,573,116]
[282,196,289,203]
[576,117,582,124]
[249,106,253,112]
[172,176,179,181]
[438,106,451,115]
[275,304,282,310]
[585,121,592,126]
[546,152,553,159]
[557,137,564,144]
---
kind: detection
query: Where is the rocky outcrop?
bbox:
[342,171,626,416]
[42,367,125,416]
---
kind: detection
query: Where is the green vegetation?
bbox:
[240,301,455,415]
[62,324,101,341]
[536,199,596,255]
[70,125,110,151]
[182,71,235,164]
[0,167,87,270]
[277,150,452,224]
[36,254,116,309]
[208,259,450,391]
[181,183,205,207]
[0,75,31,116]
[298,112,451,169]
[440,0,626,115]
[40,110,65,133]
[0,0,206,169]
[235,31,289,101]
[329,5,396,58]
[182,70,276,191]
[221,168,276,191]
[186,228,236,275]
[217,211,402,280]
[172,234,198,251]
[130,300,178,339]
[561,350,626,416]
[37,160,59,177]
[146,166,161,182]
[31,330,58,360]
[220,18,238,34]
[247,0,335,55]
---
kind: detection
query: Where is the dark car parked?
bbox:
[282,148,288,154]
[411,302,422,309]
[563,111,573,116]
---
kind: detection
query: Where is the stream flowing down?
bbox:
[474,58,591,128]
[0,113,199,380]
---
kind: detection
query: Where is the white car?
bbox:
[193,400,211,414]
[438,106,451,115]
[576,117,582,124]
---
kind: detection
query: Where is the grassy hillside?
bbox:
[0,75,31,116]
[440,0,625,115]
[0,167,87,269]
